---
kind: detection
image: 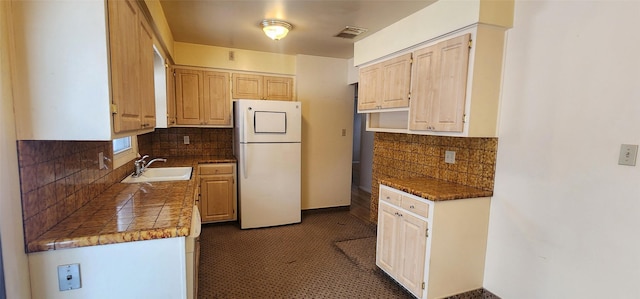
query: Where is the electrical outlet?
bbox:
[184,136,190,145]
[618,144,638,166]
[58,264,81,291]
[445,150,456,164]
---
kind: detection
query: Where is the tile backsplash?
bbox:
[17,141,133,247]
[17,128,233,250]
[370,133,498,221]
[138,128,233,158]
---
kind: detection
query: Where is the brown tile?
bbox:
[19,165,38,194]
[127,221,157,231]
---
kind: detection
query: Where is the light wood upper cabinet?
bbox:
[364,25,505,137]
[108,0,156,133]
[263,76,294,101]
[232,73,294,101]
[358,53,411,111]
[166,65,177,126]
[203,71,231,125]
[232,73,262,99]
[175,69,203,125]
[410,34,470,132]
[11,0,156,140]
[139,16,156,130]
[358,64,383,110]
[381,54,412,108]
[174,68,231,127]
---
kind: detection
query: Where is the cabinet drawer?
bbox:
[199,164,234,175]
[380,187,401,206]
[401,196,429,218]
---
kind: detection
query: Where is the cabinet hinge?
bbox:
[468,39,473,49]
[463,113,466,124]
[426,228,429,238]
[422,282,425,290]
[173,71,176,77]
[110,104,118,114]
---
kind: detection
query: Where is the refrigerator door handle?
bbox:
[242,145,248,179]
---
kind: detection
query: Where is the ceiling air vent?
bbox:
[334,26,368,39]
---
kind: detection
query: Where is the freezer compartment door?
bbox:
[234,99,301,143]
[237,143,301,229]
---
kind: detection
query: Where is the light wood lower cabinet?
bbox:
[376,184,491,299]
[198,163,237,223]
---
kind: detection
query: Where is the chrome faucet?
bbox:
[133,155,167,177]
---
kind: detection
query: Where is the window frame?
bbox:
[112,135,138,169]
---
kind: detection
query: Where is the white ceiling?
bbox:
[159,0,436,59]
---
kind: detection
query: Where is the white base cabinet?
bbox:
[376,184,491,299]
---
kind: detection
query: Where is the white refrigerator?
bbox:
[233,99,302,229]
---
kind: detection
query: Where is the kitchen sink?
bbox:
[121,167,193,183]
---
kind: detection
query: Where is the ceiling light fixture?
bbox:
[261,20,292,41]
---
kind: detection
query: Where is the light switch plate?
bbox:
[183,136,190,145]
[445,150,456,164]
[98,152,104,170]
[58,264,81,291]
[618,144,638,166]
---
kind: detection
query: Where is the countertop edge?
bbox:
[379,177,493,201]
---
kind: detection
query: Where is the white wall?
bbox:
[0,2,32,298]
[29,238,187,299]
[484,1,640,298]
[296,55,354,209]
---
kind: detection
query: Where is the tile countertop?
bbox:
[27,155,236,253]
[379,177,493,201]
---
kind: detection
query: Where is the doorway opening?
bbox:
[350,83,374,223]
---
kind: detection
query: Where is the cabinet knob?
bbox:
[410,205,415,209]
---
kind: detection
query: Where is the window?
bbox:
[113,136,132,154]
[112,136,138,169]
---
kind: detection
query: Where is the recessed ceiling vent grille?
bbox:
[334,26,368,39]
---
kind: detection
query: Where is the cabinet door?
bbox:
[358,64,382,110]
[409,44,438,131]
[398,212,427,298]
[108,0,142,133]
[139,17,156,129]
[175,69,204,125]
[409,34,470,132]
[381,53,412,109]
[376,201,400,275]
[264,76,294,101]
[232,73,262,99]
[200,175,235,223]
[166,65,177,126]
[431,34,470,132]
[203,71,230,125]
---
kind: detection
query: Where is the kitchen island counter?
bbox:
[27,155,235,253]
